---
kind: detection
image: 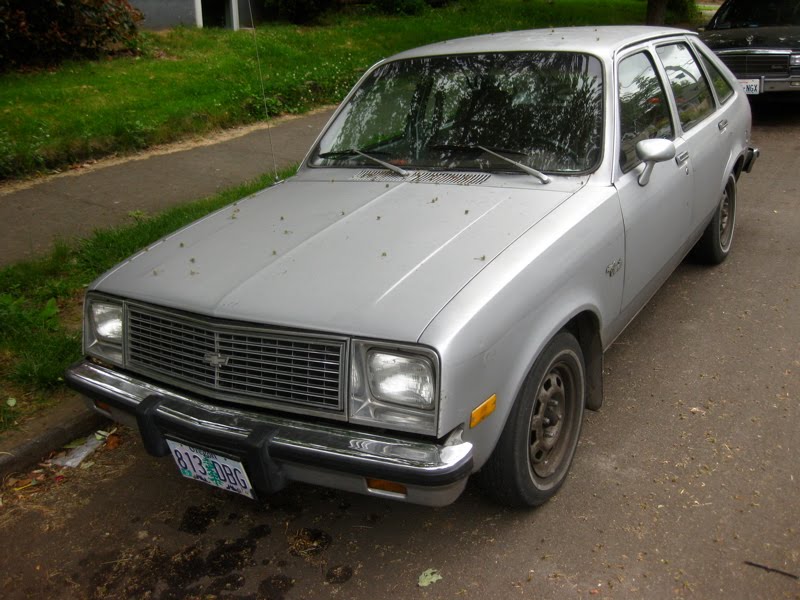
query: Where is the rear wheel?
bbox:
[478,331,585,507]
[694,174,736,264]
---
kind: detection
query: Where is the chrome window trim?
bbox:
[716,49,792,56]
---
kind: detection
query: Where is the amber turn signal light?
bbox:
[366,478,407,495]
[470,394,497,428]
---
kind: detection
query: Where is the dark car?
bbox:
[701,0,800,95]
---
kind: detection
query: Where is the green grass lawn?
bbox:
[0,0,647,180]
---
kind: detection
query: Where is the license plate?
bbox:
[166,439,254,498]
[738,79,760,95]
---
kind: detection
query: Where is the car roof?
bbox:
[388,26,694,61]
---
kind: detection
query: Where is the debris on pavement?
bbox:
[743,561,799,580]
[51,427,119,468]
[288,528,332,558]
[418,568,443,587]
[51,435,103,468]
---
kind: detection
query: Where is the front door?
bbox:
[614,49,693,311]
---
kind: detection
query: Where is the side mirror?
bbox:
[635,138,676,186]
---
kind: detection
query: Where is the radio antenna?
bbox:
[246,0,280,182]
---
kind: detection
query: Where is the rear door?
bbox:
[654,41,730,234]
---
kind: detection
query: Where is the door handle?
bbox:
[675,151,690,165]
[718,119,728,131]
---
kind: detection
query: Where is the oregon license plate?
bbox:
[739,79,760,95]
[166,439,254,498]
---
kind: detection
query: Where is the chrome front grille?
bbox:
[718,53,790,77]
[126,305,346,412]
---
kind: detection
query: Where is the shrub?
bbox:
[264,0,340,24]
[0,0,143,71]
[374,0,430,15]
[667,0,698,23]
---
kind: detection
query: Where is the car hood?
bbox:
[701,26,800,50]
[93,175,579,342]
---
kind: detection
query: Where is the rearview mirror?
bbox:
[636,138,676,186]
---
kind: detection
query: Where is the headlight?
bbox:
[367,351,434,409]
[791,54,800,67]
[350,341,439,435]
[84,296,124,365]
[91,302,123,341]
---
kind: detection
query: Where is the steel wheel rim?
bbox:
[528,360,577,480]
[719,182,735,251]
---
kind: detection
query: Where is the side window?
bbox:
[655,43,715,131]
[618,52,674,173]
[698,51,735,104]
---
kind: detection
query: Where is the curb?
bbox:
[0,394,108,478]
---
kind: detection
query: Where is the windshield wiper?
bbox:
[477,146,550,184]
[317,148,410,177]
[427,144,550,184]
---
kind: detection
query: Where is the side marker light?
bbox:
[470,394,497,428]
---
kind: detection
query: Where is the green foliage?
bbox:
[264,0,339,23]
[374,0,430,15]
[0,0,143,71]
[0,294,79,389]
[667,0,698,23]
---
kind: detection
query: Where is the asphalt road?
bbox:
[1,101,798,600]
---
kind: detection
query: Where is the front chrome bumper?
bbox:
[66,360,473,506]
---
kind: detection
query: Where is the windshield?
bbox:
[310,52,604,174]
[710,0,800,28]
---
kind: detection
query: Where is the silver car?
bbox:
[67,26,758,507]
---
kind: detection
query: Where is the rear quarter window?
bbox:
[698,50,735,104]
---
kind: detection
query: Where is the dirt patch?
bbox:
[287,527,331,558]
[258,574,294,600]
[178,504,219,535]
[325,565,354,584]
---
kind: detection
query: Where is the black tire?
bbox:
[477,331,585,507]
[693,174,736,264]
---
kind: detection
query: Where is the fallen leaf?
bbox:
[105,434,122,450]
[13,479,36,491]
[418,568,443,587]
[6,397,16,408]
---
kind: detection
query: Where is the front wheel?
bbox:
[693,174,737,264]
[477,331,585,507]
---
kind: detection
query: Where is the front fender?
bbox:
[420,184,625,469]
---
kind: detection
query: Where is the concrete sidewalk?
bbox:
[0,108,335,267]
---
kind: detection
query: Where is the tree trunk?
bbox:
[646,0,668,25]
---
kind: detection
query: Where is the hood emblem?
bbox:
[203,352,230,368]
